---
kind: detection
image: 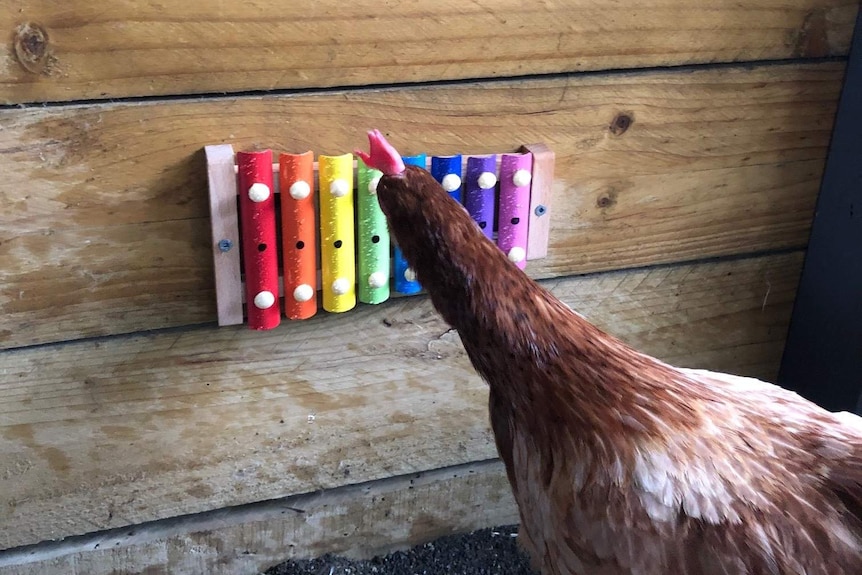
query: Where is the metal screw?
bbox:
[534,205,547,217]
[218,239,233,252]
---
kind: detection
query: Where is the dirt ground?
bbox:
[265,525,535,575]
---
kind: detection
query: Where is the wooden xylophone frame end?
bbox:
[519,143,555,261]
[205,144,244,327]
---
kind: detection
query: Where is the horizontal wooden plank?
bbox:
[0,0,856,104]
[0,250,803,549]
[0,460,517,575]
[0,63,840,348]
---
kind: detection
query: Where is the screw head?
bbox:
[293,284,314,302]
[253,290,276,310]
[289,180,311,200]
[534,205,547,217]
[218,239,233,252]
[512,169,532,187]
[441,173,462,192]
[248,183,271,203]
[477,171,497,190]
[368,175,382,195]
[330,179,350,198]
[507,246,526,263]
[332,277,351,295]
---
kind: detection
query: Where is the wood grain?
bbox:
[0,251,803,549]
[0,0,856,104]
[0,63,840,348]
[0,460,517,575]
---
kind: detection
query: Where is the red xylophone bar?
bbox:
[236,150,281,330]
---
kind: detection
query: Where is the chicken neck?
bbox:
[375,166,696,438]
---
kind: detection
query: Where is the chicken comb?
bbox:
[354,129,406,176]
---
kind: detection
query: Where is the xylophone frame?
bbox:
[204,143,555,327]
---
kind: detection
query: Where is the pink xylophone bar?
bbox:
[204,143,555,328]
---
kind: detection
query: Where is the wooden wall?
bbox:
[0,1,858,573]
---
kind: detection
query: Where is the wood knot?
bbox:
[14,22,51,74]
[609,113,633,136]
[596,189,618,209]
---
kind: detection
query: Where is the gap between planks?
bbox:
[0,245,803,355]
[1,0,856,104]
[0,56,846,111]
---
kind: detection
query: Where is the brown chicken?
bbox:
[356,130,862,574]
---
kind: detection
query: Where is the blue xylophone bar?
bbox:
[431,155,463,203]
[393,153,426,295]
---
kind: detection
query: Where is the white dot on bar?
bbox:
[369,175,382,195]
[441,173,462,192]
[293,284,314,303]
[289,180,311,200]
[332,277,351,295]
[507,246,526,264]
[513,169,532,187]
[404,268,417,282]
[330,179,350,197]
[248,183,270,203]
[253,290,276,309]
[368,271,388,288]
[477,171,497,190]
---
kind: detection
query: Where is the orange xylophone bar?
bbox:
[279,151,318,320]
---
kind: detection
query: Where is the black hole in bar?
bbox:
[334,240,343,248]
[372,235,380,244]
[511,217,520,225]
[257,243,267,252]
[478,221,487,229]
[296,241,305,250]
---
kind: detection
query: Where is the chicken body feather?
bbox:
[359,132,862,575]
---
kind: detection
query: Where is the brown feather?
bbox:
[376,165,862,574]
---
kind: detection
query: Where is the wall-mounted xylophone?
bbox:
[204,142,555,330]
